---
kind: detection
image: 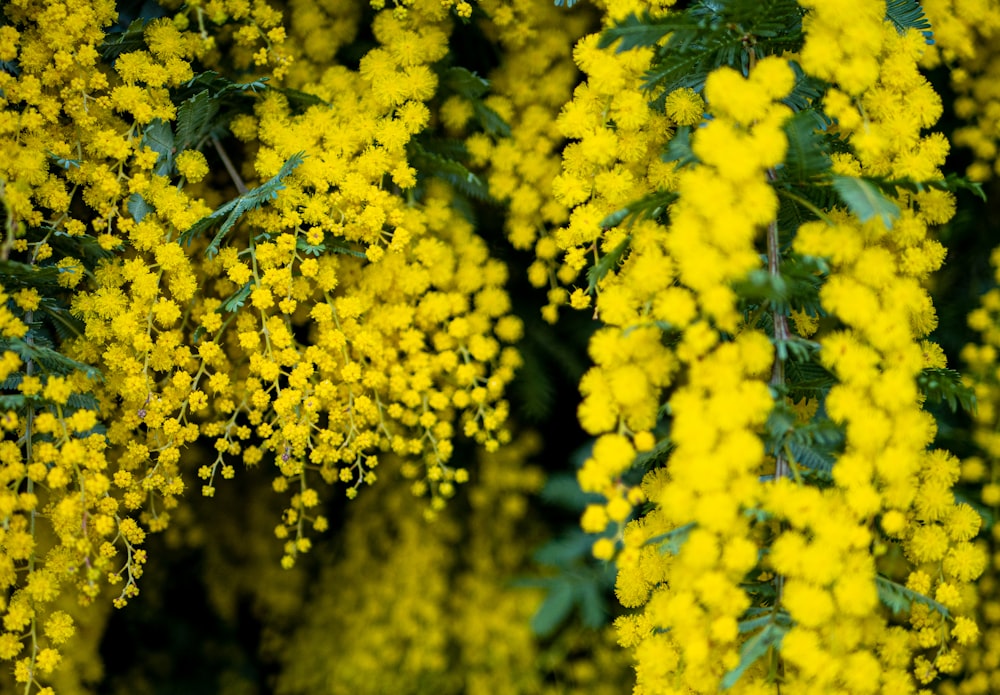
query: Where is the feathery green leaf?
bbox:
[885,0,933,44]
[99,18,150,60]
[586,235,631,294]
[179,152,305,255]
[409,142,493,201]
[918,368,977,414]
[175,90,220,151]
[721,622,786,689]
[782,110,830,182]
[877,575,950,618]
[831,175,900,228]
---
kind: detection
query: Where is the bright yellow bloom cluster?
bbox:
[553,2,986,692]
[465,1,589,293]
[587,58,792,692]
[920,0,1000,181]
[272,436,632,695]
[0,0,521,687]
[547,30,674,324]
[3,0,1000,692]
[770,17,978,694]
[56,2,514,583]
[949,252,1000,695]
[798,0,885,94]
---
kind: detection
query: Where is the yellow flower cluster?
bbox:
[551,2,986,693]
[919,0,1000,181]
[464,0,590,299]
[580,57,793,692]
[273,436,632,695]
[949,252,1000,695]
[180,0,292,79]
[793,19,980,685]
[765,15,978,694]
[3,0,1000,692]
[547,30,675,324]
[69,0,516,558]
[0,0,522,688]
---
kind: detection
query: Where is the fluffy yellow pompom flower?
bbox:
[176,149,209,182]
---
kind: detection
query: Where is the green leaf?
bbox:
[416,137,469,162]
[721,623,787,689]
[876,575,950,618]
[939,172,987,201]
[634,435,672,471]
[180,71,269,99]
[533,530,598,566]
[885,0,933,44]
[586,235,631,295]
[531,581,576,638]
[3,339,100,380]
[438,66,508,136]
[787,439,834,481]
[830,175,900,229]
[48,152,81,170]
[142,119,175,177]
[875,173,987,203]
[175,90,220,151]
[268,86,330,107]
[662,126,698,168]
[917,368,977,414]
[734,255,825,316]
[600,190,678,229]
[512,343,557,422]
[67,392,100,411]
[442,66,490,99]
[784,359,836,395]
[539,473,604,512]
[765,401,842,482]
[782,110,830,182]
[221,282,254,314]
[99,18,149,60]
[738,610,792,634]
[325,238,367,259]
[577,580,608,628]
[646,522,695,555]
[472,100,511,138]
[408,142,492,201]
[598,12,676,53]
[38,302,86,342]
[0,395,28,410]
[128,193,152,223]
[0,260,63,288]
[780,60,826,112]
[295,237,325,257]
[179,152,305,256]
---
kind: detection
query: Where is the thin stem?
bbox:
[766,173,791,481]
[211,136,248,195]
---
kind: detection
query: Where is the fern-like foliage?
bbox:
[179,152,306,255]
[98,18,150,60]
[408,140,493,202]
[780,110,831,182]
[598,12,689,53]
[876,575,950,618]
[917,368,977,414]
[885,0,933,44]
[438,66,511,137]
[830,175,900,229]
[607,0,807,104]
[586,236,631,294]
